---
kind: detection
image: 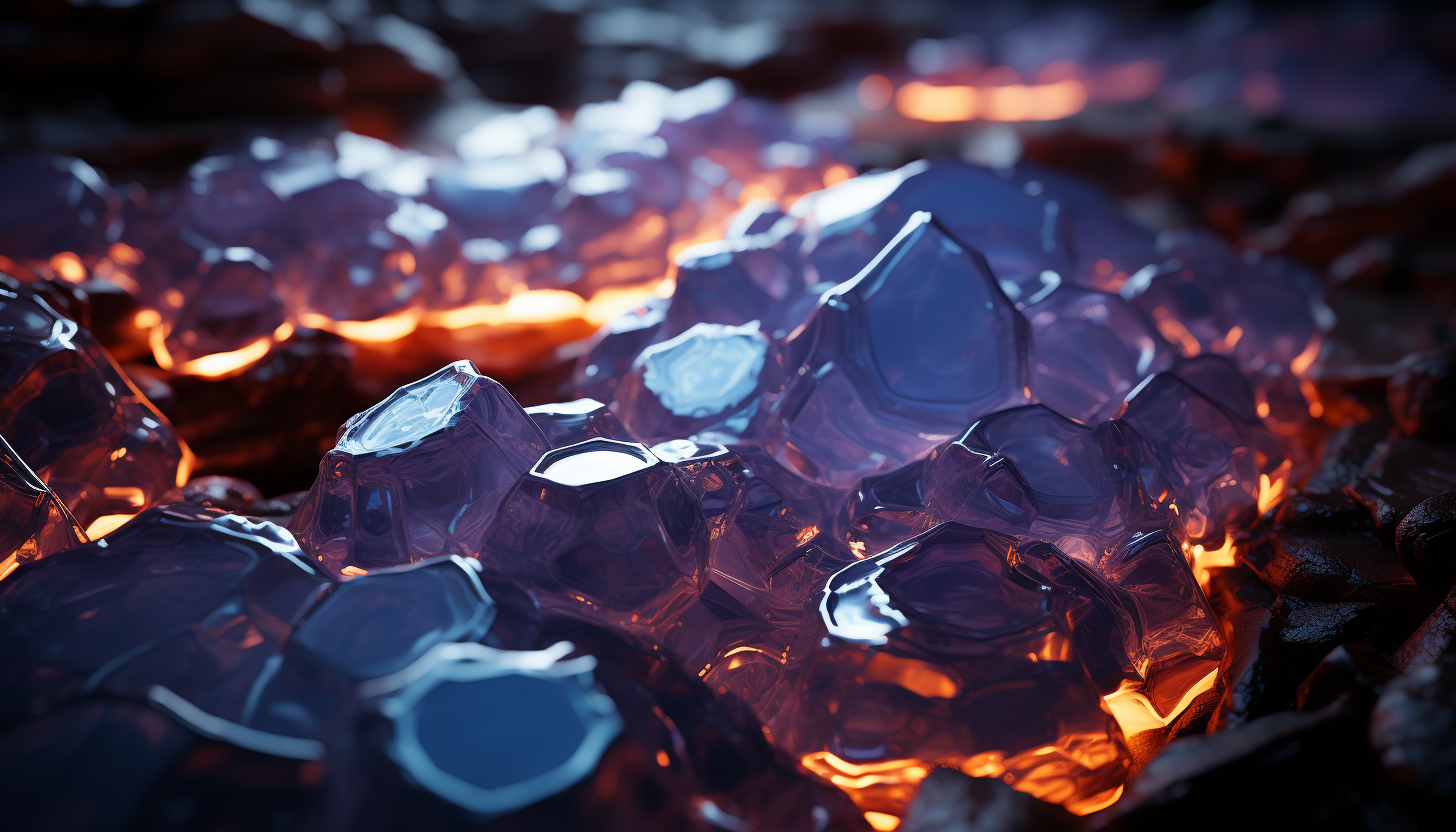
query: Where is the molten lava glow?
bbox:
[1102,668,1220,736]
[894,78,1089,123]
[1187,533,1237,591]
[85,513,136,538]
[864,812,901,831]
[49,252,87,284]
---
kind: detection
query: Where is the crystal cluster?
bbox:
[0,152,1324,825]
[1,80,844,381]
[0,269,190,542]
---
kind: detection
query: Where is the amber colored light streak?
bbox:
[86,513,136,538]
[864,812,900,831]
[895,78,1088,123]
[49,252,87,284]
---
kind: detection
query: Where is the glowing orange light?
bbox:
[857,75,894,110]
[895,81,977,122]
[272,321,296,342]
[108,242,145,265]
[863,653,959,698]
[49,252,87,284]
[300,309,423,343]
[340,565,369,577]
[175,444,195,488]
[1290,337,1321,376]
[86,513,136,538]
[1188,533,1237,589]
[655,750,671,767]
[864,812,900,831]
[823,163,855,188]
[134,308,162,329]
[102,486,146,508]
[1258,462,1292,515]
[175,336,274,379]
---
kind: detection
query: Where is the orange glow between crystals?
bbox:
[49,252,87,284]
[895,78,1088,123]
[864,812,900,831]
[86,513,136,538]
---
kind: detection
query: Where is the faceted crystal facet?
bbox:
[289,361,549,575]
[1117,370,1269,543]
[769,212,1031,488]
[0,507,325,728]
[614,321,772,443]
[1026,286,1175,424]
[787,523,1130,815]
[526,398,630,448]
[0,275,189,530]
[0,433,86,570]
[366,642,622,817]
[477,438,709,637]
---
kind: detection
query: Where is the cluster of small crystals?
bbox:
[0,144,1328,823]
[0,79,846,378]
[272,160,1326,818]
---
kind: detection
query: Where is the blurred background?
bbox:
[5,0,1456,494]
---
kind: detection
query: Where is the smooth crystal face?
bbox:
[0,507,327,735]
[1027,286,1175,424]
[787,524,1129,815]
[1117,371,1267,543]
[370,643,622,817]
[535,440,656,486]
[0,277,189,529]
[161,252,289,365]
[614,322,771,443]
[0,434,86,568]
[665,236,823,342]
[769,212,1030,488]
[478,438,709,637]
[525,398,630,448]
[289,361,549,575]
[572,299,668,405]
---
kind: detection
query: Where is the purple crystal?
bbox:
[1026,286,1175,424]
[526,398,630,448]
[768,212,1031,488]
[0,153,118,263]
[477,438,709,637]
[0,507,322,725]
[786,523,1129,813]
[0,433,86,568]
[0,275,189,529]
[363,641,622,816]
[1117,370,1269,543]
[158,247,288,366]
[613,321,773,444]
[289,361,548,575]
[572,298,668,404]
[664,233,824,343]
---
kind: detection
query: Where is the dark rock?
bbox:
[900,767,1076,832]
[1241,524,1428,638]
[1371,653,1456,810]
[1303,420,1390,496]
[1394,491,1456,602]
[1347,437,1456,547]
[1111,701,1379,830]
[1275,600,1392,672]
[1203,566,1297,730]
[1392,584,1456,671]
[1388,344,1456,439]
[1296,643,1399,711]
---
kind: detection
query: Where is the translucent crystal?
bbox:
[0,153,118,263]
[477,438,709,637]
[526,398,630,448]
[0,433,86,570]
[1026,286,1175,424]
[289,361,548,575]
[613,322,771,443]
[784,523,1130,815]
[768,212,1031,488]
[0,275,189,530]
